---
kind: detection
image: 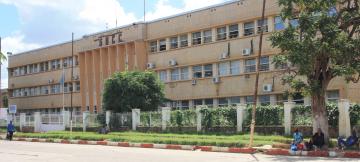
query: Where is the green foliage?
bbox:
[244,105,284,126]
[2,95,8,107]
[14,131,295,147]
[96,113,106,126]
[292,105,312,126]
[200,107,237,129]
[140,111,162,127]
[103,71,165,112]
[349,104,360,125]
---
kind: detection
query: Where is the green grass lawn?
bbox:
[14,131,296,147]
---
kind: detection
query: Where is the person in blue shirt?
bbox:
[7,121,15,141]
[293,128,303,145]
[338,128,359,150]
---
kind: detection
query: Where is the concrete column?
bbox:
[20,113,26,132]
[213,98,219,108]
[238,22,244,37]
[34,112,41,132]
[161,107,171,131]
[62,111,70,127]
[304,96,311,106]
[284,102,295,135]
[236,104,246,132]
[211,28,216,42]
[196,106,204,132]
[270,95,277,105]
[189,100,194,109]
[82,111,89,132]
[106,110,112,126]
[187,33,192,47]
[338,99,351,137]
[165,38,170,51]
[268,16,274,32]
[132,109,140,131]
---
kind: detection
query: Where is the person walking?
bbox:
[7,121,15,141]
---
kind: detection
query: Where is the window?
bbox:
[230,60,240,75]
[159,71,167,82]
[68,57,73,67]
[290,18,299,28]
[159,39,166,51]
[204,64,213,77]
[244,22,255,36]
[218,98,229,107]
[180,34,188,47]
[40,63,45,72]
[259,95,271,105]
[51,60,57,70]
[229,24,239,38]
[74,56,79,66]
[194,99,203,107]
[170,37,178,49]
[245,59,256,73]
[75,81,80,91]
[192,32,201,45]
[260,56,270,71]
[276,94,288,105]
[149,41,157,53]
[63,58,68,68]
[274,16,285,31]
[56,59,61,69]
[217,27,227,40]
[40,86,48,95]
[29,65,33,74]
[204,99,213,107]
[171,68,180,81]
[94,106,97,114]
[203,30,212,43]
[219,62,229,76]
[180,100,189,109]
[68,82,73,92]
[327,90,339,103]
[44,62,49,71]
[245,96,254,105]
[64,83,69,93]
[257,18,268,33]
[192,66,202,79]
[180,67,189,80]
[230,97,241,106]
[51,84,60,94]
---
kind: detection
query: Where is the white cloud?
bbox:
[145,0,231,21]
[0,33,42,89]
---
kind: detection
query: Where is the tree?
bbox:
[103,71,165,113]
[270,0,360,145]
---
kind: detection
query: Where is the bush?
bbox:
[244,105,284,126]
[200,107,237,130]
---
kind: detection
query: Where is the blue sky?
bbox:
[0,0,232,89]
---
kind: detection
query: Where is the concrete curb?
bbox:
[4,137,360,158]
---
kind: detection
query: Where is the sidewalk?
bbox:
[2,136,359,159]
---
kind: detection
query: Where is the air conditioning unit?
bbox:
[147,63,156,69]
[212,77,220,84]
[73,75,80,80]
[191,79,197,85]
[263,84,273,92]
[168,59,177,66]
[48,79,54,84]
[242,48,252,56]
[219,52,229,59]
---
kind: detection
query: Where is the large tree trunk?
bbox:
[311,92,330,146]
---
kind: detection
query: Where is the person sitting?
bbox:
[293,128,303,144]
[98,124,110,134]
[305,128,325,150]
[338,128,359,150]
[292,128,304,151]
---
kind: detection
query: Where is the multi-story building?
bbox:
[8,0,360,114]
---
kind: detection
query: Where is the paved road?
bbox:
[0,140,358,162]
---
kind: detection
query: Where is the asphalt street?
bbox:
[0,140,358,162]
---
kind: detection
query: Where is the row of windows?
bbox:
[149,16,289,53]
[167,91,339,109]
[19,107,82,115]
[10,56,79,77]
[159,56,270,82]
[11,82,80,98]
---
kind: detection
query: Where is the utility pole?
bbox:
[249,0,266,148]
[70,33,74,133]
[0,37,2,108]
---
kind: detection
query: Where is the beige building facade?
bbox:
[7,0,360,114]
